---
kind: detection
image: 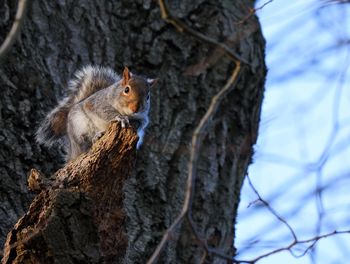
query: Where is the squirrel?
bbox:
[36,66,156,161]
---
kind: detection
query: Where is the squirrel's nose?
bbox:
[128,102,139,113]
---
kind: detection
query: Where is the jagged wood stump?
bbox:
[2,122,138,264]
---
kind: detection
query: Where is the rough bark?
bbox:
[2,122,137,264]
[0,0,266,263]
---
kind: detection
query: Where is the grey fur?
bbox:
[36,66,152,161]
[35,96,70,147]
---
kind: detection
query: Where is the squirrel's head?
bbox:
[118,67,157,115]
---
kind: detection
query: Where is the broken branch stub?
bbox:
[2,121,138,264]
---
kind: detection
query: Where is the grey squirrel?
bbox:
[36,66,156,161]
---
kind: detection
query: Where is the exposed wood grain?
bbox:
[2,122,137,264]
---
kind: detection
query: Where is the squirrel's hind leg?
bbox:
[66,134,82,161]
[66,107,92,161]
[92,131,105,143]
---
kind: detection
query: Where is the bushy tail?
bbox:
[36,65,120,148]
[35,98,71,147]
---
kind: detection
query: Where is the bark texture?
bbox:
[0,0,266,263]
[2,122,138,264]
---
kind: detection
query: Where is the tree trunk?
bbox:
[0,0,266,263]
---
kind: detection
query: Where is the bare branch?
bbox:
[158,0,249,65]
[199,251,208,264]
[247,175,298,241]
[146,211,185,263]
[236,0,274,25]
[322,0,350,5]
[237,229,350,263]
[186,214,236,262]
[241,167,350,262]
[0,0,29,61]
[147,64,241,264]
[147,1,251,263]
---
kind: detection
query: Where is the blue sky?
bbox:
[236,1,350,263]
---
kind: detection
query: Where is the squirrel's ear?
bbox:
[147,78,158,88]
[122,67,131,85]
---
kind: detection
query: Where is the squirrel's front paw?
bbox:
[114,115,130,128]
[92,131,105,143]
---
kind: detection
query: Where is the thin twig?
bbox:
[206,246,235,262]
[147,212,185,263]
[147,63,241,264]
[0,0,29,61]
[186,214,236,262]
[255,0,274,12]
[199,250,208,264]
[148,1,244,263]
[236,0,274,25]
[247,175,297,241]
[158,0,249,65]
[237,229,350,263]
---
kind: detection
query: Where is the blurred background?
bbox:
[236,0,350,263]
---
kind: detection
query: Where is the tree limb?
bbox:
[2,122,138,264]
[0,0,29,62]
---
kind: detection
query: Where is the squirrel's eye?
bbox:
[147,94,150,100]
[124,86,130,94]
